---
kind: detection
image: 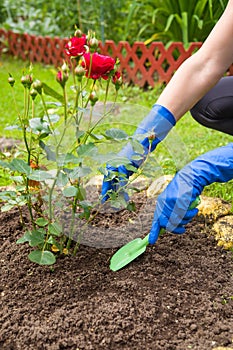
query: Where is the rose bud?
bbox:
[21,74,33,89]
[56,70,69,87]
[89,37,99,52]
[32,79,43,94]
[148,133,156,140]
[74,65,86,81]
[30,88,38,100]
[8,76,15,87]
[112,71,123,90]
[89,91,98,106]
[61,62,70,74]
[74,29,83,38]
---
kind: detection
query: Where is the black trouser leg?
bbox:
[190,76,233,136]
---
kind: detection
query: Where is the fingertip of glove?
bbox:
[173,226,186,234]
[148,223,160,245]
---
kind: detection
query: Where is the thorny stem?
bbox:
[78,79,96,129]
[55,85,69,152]
[41,167,61,253]
[103,78,111,114]
[43,85,69,249]
[71,59,81,112]
[10,85,36,227]
[66,191,79,250]
[22,88,37,227]
[22,88,31,164]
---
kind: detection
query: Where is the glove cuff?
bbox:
[118,104,176,169]
[152,104,176,127]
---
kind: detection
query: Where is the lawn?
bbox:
[0,55,232,200]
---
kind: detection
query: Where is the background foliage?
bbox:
[0,0,228,44]
[0,0,232,202]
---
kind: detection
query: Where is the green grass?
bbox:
[0,55,59,139]
[0,55,232,202]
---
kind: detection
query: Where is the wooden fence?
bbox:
[1,29,231,87]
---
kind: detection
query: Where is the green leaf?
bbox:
[29,229,45,247]
[93,153,119,165]
[42,82,64,103]
[0,190,17,201]
[164,14,176,32]
[108,195,128,209]
[76,143,98,157]
[29,118,50,134]
[130,139,145,154]
[47,236,60,246]
[45,101,62,108]
[126,201,136,212]
[44,114,60,123]
[89,133,103,141]
[16,230,32,244]
[1,204,15,212]
[107,156,131,167]
[69,166,91,179]
[62,186,78,197]
[16,229,45,246]
[28,250,56,265]
[78,200,92,220]
[48,222,63,236]
[35,217,49,227]
[125,164,137,173]
[39,140,56,161]
[28,170,54,181]
[104,128,128,140]
[10,175,24,183]
[56,172,69,187]
[76,186,86,201]
[10,159,31,175]
[57,153,81,166]
[0,160,13,170]
[5,124,21,131]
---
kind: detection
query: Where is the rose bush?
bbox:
[0,29,130,266]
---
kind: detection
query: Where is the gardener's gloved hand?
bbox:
[149,143,233,244]
[101,164,131,202]
[101,104,176,202]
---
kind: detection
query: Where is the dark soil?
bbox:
[1,203,233,350]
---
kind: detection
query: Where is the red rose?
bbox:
[82,52,115,80]
[64,35,87,57]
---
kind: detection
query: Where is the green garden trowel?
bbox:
[110,196,200,271]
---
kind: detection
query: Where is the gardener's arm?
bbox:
[157,0,233,120]
[101,0,233,202]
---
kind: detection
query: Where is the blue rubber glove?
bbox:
[149,143,233,244]
[101,104,176,202]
